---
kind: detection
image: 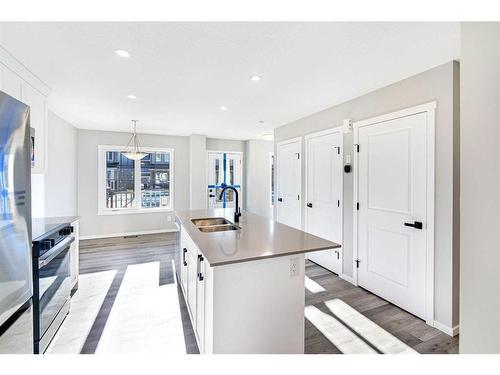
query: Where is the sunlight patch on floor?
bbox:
[305,275,326,294]
[324,299,417,354]
[95,261,185,354]
[47,270,117,354]
[304,305,377,354]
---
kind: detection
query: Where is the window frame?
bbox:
[97,145,175,215]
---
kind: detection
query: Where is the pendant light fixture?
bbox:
[122,120,147,160]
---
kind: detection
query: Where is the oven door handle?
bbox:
[38,236,75,269]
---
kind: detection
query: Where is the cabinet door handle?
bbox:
[183,248,187,266]
[197,254,204,281]
[404,221,423,230]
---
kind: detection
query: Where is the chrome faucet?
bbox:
[219,184,241,223]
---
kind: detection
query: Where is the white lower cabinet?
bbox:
[178,226,304,354]
[179,227,208,353]
[195,251,206,352]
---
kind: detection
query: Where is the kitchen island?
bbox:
[175,208,339,354]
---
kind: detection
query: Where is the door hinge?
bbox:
[334,146,341,155]
[356,202,359,210]
[337,200,340,207]
[297,195,300,201]
[355,144,360,152]
[355,259,360,268]
[295,152,300,159]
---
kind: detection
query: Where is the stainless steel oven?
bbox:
[32,226,74,354]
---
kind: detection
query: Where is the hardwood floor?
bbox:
[49,233,199,354]
[304,260,459,354]
[49,233,458,354]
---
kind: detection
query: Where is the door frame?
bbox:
[352,102,436,325]
[206,150,244,209]
[304,126,344,263]
[276,137,303,230]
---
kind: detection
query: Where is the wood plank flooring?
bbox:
[49,233,458,354]
[304,261,459,354]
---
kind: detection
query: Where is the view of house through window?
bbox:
[101,146,173,213]
[106,151,136,209]
[140,152,171,208]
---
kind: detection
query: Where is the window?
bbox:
[98,145,174,215]
[270,152,275,206]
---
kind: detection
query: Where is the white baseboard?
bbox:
[432,320,460,337]
[339,273,355,285]
[80,227,179,240]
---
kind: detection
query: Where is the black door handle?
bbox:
[209,194,215,198]
[277,198,283,202]
[183,248,187,266]
[404,221,423,230]
[307,203,313,208]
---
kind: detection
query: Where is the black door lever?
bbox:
[404,221,423,230]
[277,198,283,202]
[307,203,313,208]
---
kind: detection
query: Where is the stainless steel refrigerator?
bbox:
[0,90,33,354]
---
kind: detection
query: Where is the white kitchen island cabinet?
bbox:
[176,208,339,354]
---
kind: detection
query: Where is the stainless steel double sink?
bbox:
[191,217,240,232]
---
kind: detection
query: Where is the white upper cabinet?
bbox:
[0,46,50,173]
[0,65,23,100]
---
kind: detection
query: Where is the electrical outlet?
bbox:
[290,257,299,277]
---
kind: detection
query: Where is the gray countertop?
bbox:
[176,209,340,266]
[32,216,80,241]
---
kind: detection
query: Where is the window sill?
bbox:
[98,208,174,216]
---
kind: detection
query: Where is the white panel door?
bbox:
[207,152,242,209]
[356,112,427,319]
[305,131,343,274]
[276,139,301,229]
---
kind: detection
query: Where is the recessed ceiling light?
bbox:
[126,94,137,99]
[262,133,273,141]
[220,106,228,111]
[250,75,262,81]
[115,49,131,58]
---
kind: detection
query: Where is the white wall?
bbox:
[44,111,78,217]
[190,134,207,209]
[30,110,78,218]
[274,61,460,332]
[459,22,500,353]
[245,140,274,219]
[30,174,45,218]
[77,129,190,238]
[206,138,245,152]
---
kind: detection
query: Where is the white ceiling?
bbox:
[0,22,460,140]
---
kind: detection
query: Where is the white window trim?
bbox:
[97,145,175,215]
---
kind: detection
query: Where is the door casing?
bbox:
[352,102,436,325]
